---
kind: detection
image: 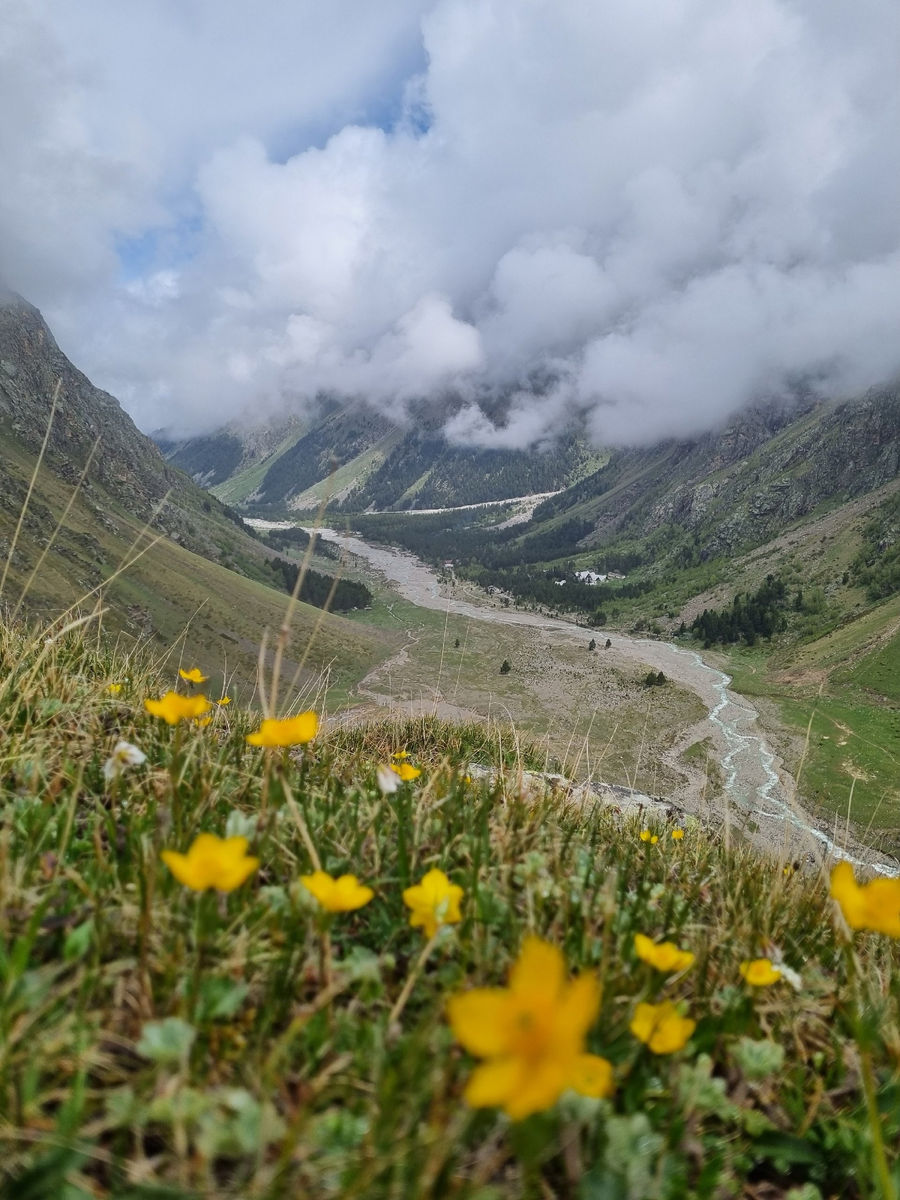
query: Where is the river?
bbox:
[251,520,894,873]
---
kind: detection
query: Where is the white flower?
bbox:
[376,764,400,795]
[103,740,147,782]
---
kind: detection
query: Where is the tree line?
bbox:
[267,557,372,612]
[686,575,788,647]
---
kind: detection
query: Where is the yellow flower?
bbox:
[391,761,421,782]
[106,683,123,696]
[739,958,782,986]
[634,933,695,973]
[671,829,684,841]
[178,667,208,684]
[391,763,422,782]
[194,715,213,728]
[447,936,613,1120]
[392,749,410,760]
[145,691,212,725]
[630,1001,696,1054]
[639,829,659,844]
[403,868,464,938]
[829,861,900,938]
[161,833,259,892]
[217,696,231,706]
[246,711,319,747]
[301,870,374,913]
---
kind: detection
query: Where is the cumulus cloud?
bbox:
[1,0,899,444]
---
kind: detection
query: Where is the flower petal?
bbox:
[161,849,208,891]
[558,972,600,1040]
[447,989,515,1057]
[509,936,565,1004]
[463,1058,522,1109]
[569,1054,614,1099]
[504,1057,571,1120]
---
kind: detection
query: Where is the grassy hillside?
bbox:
[1,614,898,1198]
[0,424,391,703]
[717,591,900,849]
[0,295,392,700]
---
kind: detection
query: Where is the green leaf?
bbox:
[753,1131,824,1171]
[136,1017,196,1065]
[195,1089,286,1158]
[0,1149,87,1200]
[732,1036,785,1080]
[195,976,249,1022]
[63,919,94,962]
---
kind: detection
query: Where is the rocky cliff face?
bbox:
[549,388,900,559]
[0,294,256,563]
[0,295,177,512]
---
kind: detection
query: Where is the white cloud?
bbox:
[1,0,898,443]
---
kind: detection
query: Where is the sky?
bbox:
[2,0,899,445]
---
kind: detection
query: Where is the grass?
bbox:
[340,576,707,795]
[710,593,900,851]
[0,427,395,703]
[1,613,899,1198]
[210,430,307,507]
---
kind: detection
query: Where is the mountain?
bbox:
[0,294,390,695]
[160,398,605,512]
[335,386,899,844]
[526,388,900,558]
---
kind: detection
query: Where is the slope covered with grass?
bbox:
[1,614,898,1199]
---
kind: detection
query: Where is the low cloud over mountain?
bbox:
[3,0,899,444]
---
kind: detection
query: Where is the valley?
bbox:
[249,520,896,870]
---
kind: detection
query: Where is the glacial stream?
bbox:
[263,522,894,874]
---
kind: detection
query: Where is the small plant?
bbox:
[643,668,667,686]
[499,658,511,674]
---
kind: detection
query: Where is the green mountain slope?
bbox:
[0,295,392,698]
[162,399,603,513]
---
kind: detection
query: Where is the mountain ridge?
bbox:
[0,294,392,695]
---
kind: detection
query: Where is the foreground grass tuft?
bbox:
[0,613,898,1199]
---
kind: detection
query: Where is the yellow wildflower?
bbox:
[145,691,212,725]
[639,829,659,844]
[391,761,421,782]
[246,711,318,747]
[194,715,213,728]
[392,749,410,760]
[217,696,231,706]
[403,868,464,938]
[106,683,123,696]
[301,870,374,913]
[178,667,208,684]
[739,958,782,986]
[161,833,259,892]
[829,861,900,938]
[630,1001,696,1054]
[671,829,684,841]
[634,933,695,973]
[447,936,613,1120]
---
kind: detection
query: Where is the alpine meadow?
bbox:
[2,2,900,1197]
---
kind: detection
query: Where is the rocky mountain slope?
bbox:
[0,294,390,694]
[161,398,604,512]
[526,388,900,559]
